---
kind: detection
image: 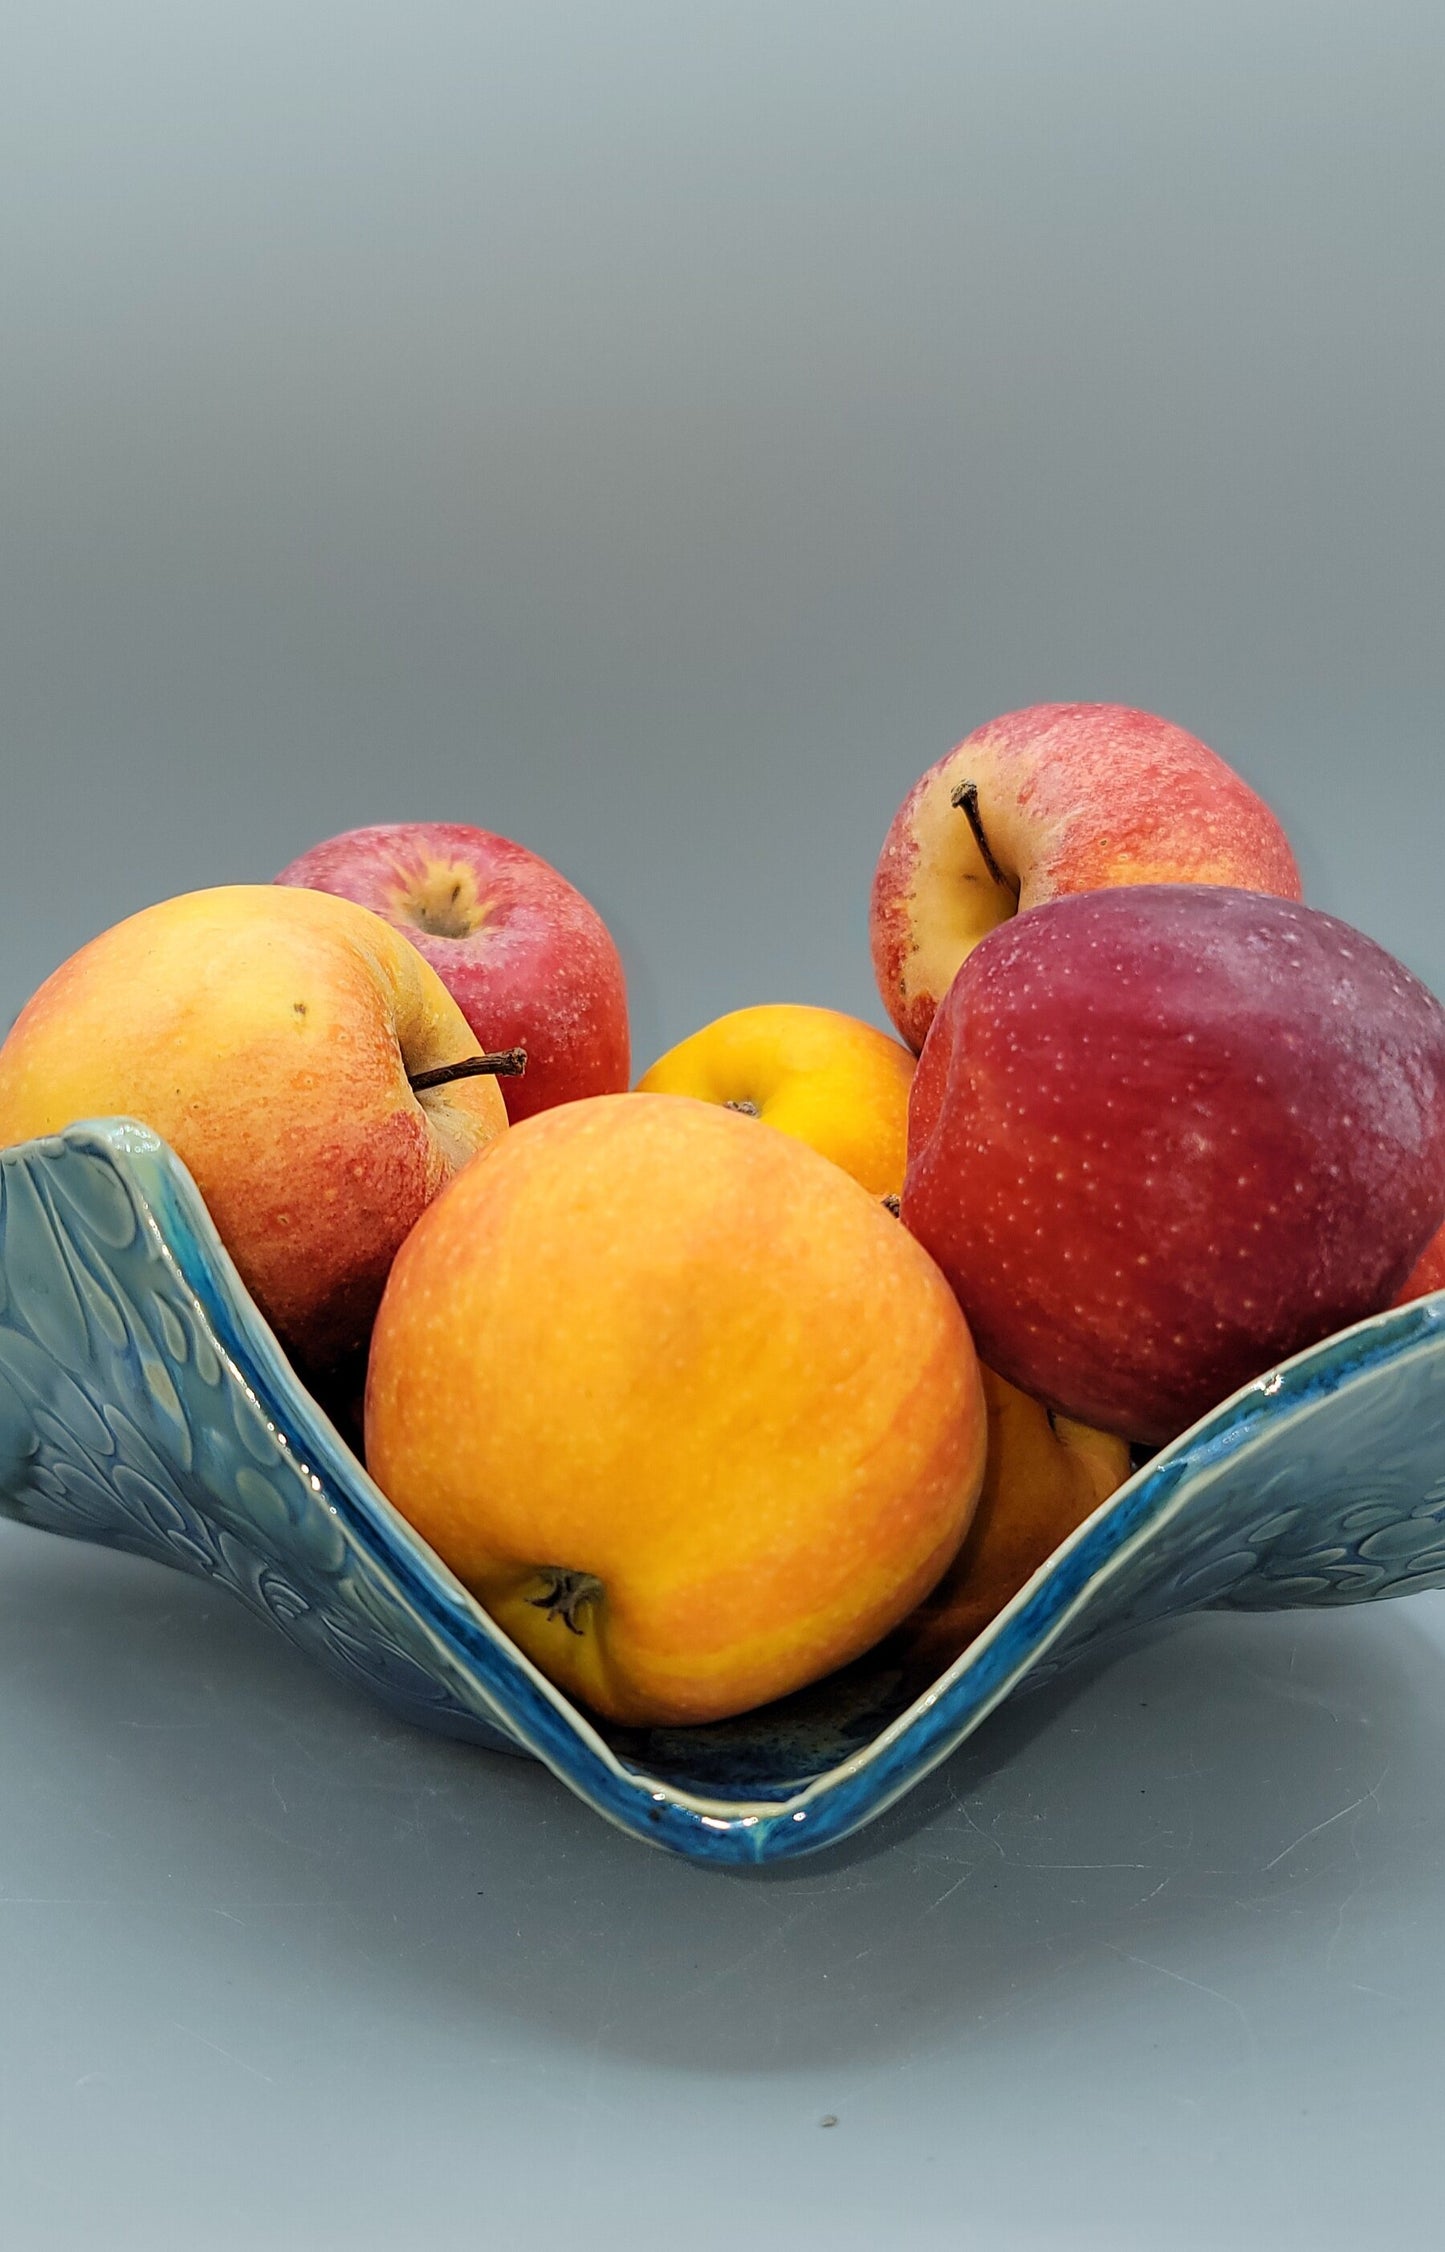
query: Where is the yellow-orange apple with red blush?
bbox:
[872,702,1303,1051]
[365,1093,987,1726]
[0,886,508,1377]
[637,1003,915,1198]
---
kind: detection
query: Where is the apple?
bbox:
[276,822,629,1123]
[365,1092,987,1727]
[892,1365,1132,1682]
[1391,1222,1445,1308]
[901,885,1445,1445]
[636,1002,916,1198]
[639,1003,1131,1657]
[638,1003,1132,1633]
[871,702,1303,1052]
[0,885,510,1377]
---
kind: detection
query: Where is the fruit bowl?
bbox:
[4,1119,1445,1865]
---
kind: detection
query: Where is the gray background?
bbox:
[1,3,1443,2246]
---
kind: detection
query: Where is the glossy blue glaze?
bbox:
[2,1120,1444,1863]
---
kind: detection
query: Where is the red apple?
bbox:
[872,703,1303,1052]
[902,885,1445,1445]
[1391,1222,1445,1308]
[276,823,630,1123]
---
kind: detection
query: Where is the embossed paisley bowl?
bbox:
[2,1119,1445,1864]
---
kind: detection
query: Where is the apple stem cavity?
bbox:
[528,1569,604,1635]
[409,1047,527,1094]
[950,780,1015,895]
[724,1098,762,1116]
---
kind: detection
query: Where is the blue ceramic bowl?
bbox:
[3,1118,1444,1864]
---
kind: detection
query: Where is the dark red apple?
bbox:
[276,823,630,1123]
[902,886,1445,1444]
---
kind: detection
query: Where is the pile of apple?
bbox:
[4,703,1445,1731]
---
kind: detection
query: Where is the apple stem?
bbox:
[409,1047,527,1094]
[528,1569,603,1634]
[950,780,1014,893]
[881,1193,901,1216]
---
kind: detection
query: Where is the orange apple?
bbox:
[365,1092,987,1726]
[636,1002,915,1198]
[0,885,509,1375]
[892,1366,1132,1681]
[872,702,1303,1051]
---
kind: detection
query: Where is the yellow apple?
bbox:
[0,885,509,1374]
[365,1092,987,1726]
[636,1002,916,1198]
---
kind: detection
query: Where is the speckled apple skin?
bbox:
[366,1093,988,1727]
[277,822,630,1123]
[902,886,1445,1445]
[1393,1220,1445,1307]
[871,703,1303,1052]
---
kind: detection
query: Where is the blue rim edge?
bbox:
[21,1119,1445,1867]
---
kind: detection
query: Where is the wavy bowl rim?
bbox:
[5,1117,1444,1864]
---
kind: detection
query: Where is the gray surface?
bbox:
[5,1528,1445,2252]
[2,3,1444,2246]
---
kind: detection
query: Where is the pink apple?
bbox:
[901,885,1445,1445]
[872,702,1303,1052]
[276,823,630,1123]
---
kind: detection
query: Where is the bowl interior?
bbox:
[3,1118,1445,1862]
